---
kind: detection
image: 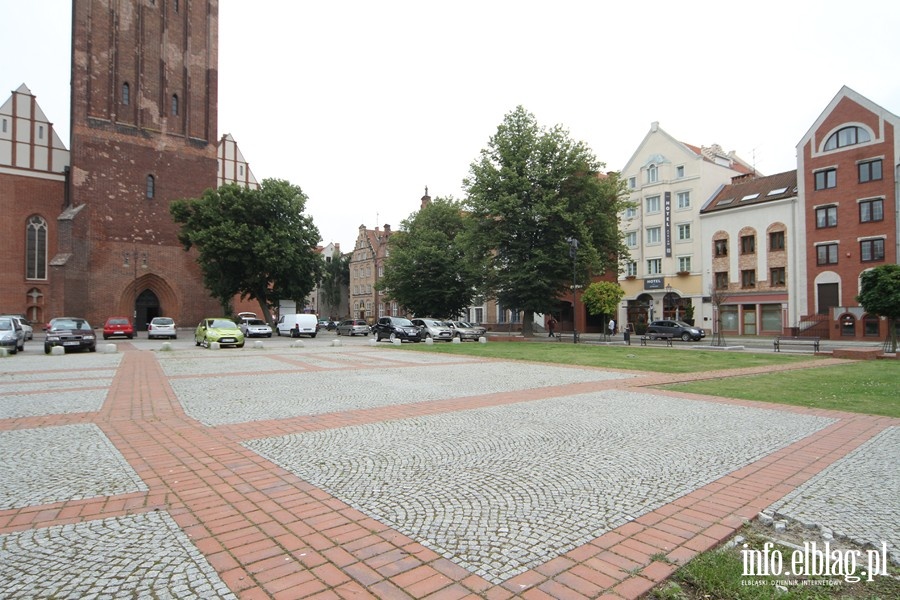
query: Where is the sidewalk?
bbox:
[0,345,896,598]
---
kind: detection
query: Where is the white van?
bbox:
[276,313,318,338]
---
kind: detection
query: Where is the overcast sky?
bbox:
[3,1,900,251]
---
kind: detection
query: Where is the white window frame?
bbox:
[646,226,661,245]
[646,258,662,275]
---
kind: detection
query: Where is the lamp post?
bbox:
[566,237,579,343]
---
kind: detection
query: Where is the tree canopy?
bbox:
[376,197,483,318]
[581,281,625,339]
[857,264,900,351]
[463,106,630,335]
[170,179,321,323]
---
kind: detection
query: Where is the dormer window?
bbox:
[646,164,658,183]
[824,126,871,151]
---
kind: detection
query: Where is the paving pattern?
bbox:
[0,424,147,510]
[0,511,236,599]
[0,342,897,599]
[170,359,633,426]
[246,390,835,583]
[768,425,900,564]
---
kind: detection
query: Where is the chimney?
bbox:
[384,224,391,234]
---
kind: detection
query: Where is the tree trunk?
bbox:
[258,298,273,327]
[521,310,535,337]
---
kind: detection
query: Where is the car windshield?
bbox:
[52,319,91,330]
[210,319,236,328]
[248,319,266,326]
[153,318,174,325]
[393,318,414,327]
[108,318,129,325]
[0,319,12,331]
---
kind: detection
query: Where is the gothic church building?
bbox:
[1,0,238,328]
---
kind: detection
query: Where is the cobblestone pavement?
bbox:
[767,425,900,564]
[0,342,897,599]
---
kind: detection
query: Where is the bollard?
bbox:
[160,342,173,352]
[478,336,487,344]
[253,341,264,349]
[102,344,117,353]
[424,337,434,345]
[210,341,220,350]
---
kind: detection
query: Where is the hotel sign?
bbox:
[664,191,672,257]
[644,277,664,290]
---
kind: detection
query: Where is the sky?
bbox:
[3,1,900,251]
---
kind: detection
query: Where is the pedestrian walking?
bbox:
[608,318,616,336]
[548,316,557,338]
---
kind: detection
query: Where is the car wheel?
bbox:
[364,332,368,336]
[425,333,432,339]
[237,343,244,348]
[681,332,691,342]
[389,333,398,343]
[89,345,96,352]
[9,346,17,354]
[44,344,51,354]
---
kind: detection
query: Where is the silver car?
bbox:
[240,318,273,338]
[0,316,25,354]
[447,321,486,341]
[147,316,177,339]
[411,318,453,341]
[1,315,33,341]
[336,319,370,336]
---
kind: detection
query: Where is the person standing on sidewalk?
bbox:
[548,316,558,337]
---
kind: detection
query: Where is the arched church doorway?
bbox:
[135,289,161,331]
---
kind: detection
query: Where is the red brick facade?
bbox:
[61,0,222,328]
[799,88,898,341]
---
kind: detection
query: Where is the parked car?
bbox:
[240,318,273,338]
[447,321,486,341]
[103,316,135,340]
[275,313,318,338]
[1,315,32,341]
[411,318,453,341]
[336,319,370,336]
[44,317,97,353]
[0,316,25,354]
[646,320,705,342]
[194,318,245,348]
[147,317,177,339]
[372,316,422,343]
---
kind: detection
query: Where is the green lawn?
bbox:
[659,360,900,418]
[393,340,821,373]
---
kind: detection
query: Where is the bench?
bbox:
[640,334,673,347]
[773,336,820,352]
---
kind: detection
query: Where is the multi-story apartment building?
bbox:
[618,122,754,334]
[796,86,899,341]
[700,171,799,336]
[349,224,394,323]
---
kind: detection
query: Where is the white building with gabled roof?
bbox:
[617,121,755,334]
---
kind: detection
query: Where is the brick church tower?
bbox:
[61,0,221,328]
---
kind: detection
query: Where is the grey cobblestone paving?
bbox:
[768,426,899,564]
[0,424,147,510]
[172,361,633,426]
[0,390,108,419]
[1,353,123,372]
[0,510,237,599]
[245,390,835,583]
[0,377,113,393]
[0,368,118,382]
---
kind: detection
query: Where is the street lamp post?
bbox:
[566,237,579,343]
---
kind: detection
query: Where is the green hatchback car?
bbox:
[194,318,245,348]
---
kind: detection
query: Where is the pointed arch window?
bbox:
[146,175,155,199]
[171,94,179,116]
[26,216,48,280]
[122,82,130,105]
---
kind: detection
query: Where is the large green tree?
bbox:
[463,106,630,335]
[857,264,900,352]
[170,179,321,324]
[376,197,483,318]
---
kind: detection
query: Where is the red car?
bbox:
[103,316,135,340]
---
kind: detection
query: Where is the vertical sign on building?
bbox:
[664,192,672,257]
